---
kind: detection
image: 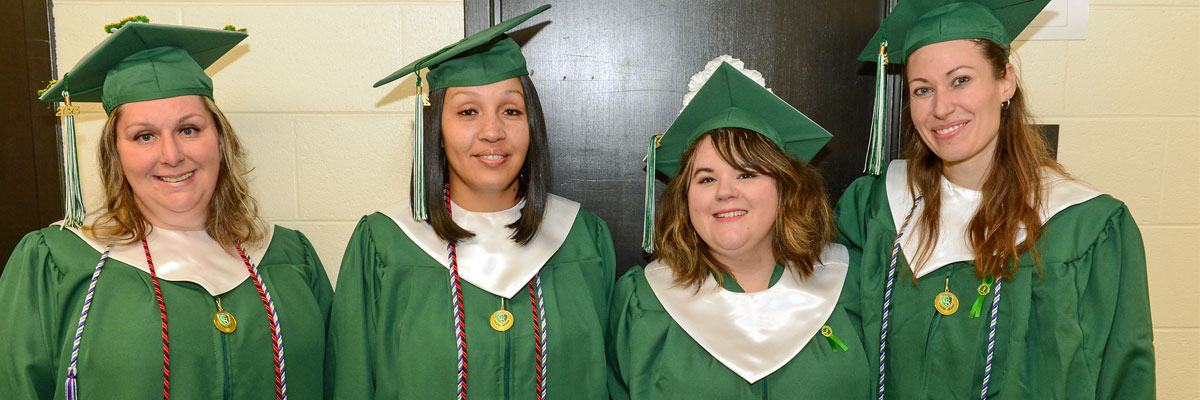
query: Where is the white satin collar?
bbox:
[57,214,273,296]
[885,159,1102,278]
[643,244,849,383]
[381,194,581,298]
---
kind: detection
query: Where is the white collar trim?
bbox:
[58,214,273,296]
[643,244,849,383]
[885,159,1102,278]
[381,194,581,298]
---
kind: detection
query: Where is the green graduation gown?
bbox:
[0,223,333,400]
[608,244,874,399]
[326,195,616,399]
[835,160,1155,399]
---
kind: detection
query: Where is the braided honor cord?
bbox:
[142,238,172,399]
[445,185,469,400]
[878,196,921,400]
[530,274,548,399]
[444,185,551,399]
[877,196,1005,400]
[237,245,289,400]
[980,278,1002,400]
[64,245,112,400]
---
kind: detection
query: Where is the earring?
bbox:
[1001,100,1011,110]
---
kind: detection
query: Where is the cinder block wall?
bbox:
[51,1,1197,397]
[1012,1,1199,398]
[52,0,464,286]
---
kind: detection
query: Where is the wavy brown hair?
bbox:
[904,39,1067,280]
[653,127,834,289]
[87,96,267,249]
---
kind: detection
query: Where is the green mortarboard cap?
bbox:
[642,61,832,252]
[373,4,550,91]
[39,22,247,114]
[857,0,1050,64]
[654,62,832,179]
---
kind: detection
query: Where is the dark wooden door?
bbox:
[467,0,892,274]
[1,0,60,273]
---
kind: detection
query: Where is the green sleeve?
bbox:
[1085,207,1155,399]
[606,267,641,400]
[296,231,334,332]
[593,215,617,335]
[833,174,881,252]
[0,231,59,400]
[839,246,867,355]
[326,217,380,400]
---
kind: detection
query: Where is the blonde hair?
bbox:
[88,96,267,249]
[653,127,833,289]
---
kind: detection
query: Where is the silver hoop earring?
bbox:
[1001,100,1011,110]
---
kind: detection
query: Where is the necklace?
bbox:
[64,237,289,400]
[877,196,1003,400]
[444,185,549,400]
[491,298,514,331]
[214,298,237,333]
[934,276,959,315]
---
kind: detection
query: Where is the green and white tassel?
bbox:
[411,72,429,221]
[863,39,888,176]
[58,74,86,229]
[641,134,661,253]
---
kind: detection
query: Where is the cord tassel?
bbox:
[411,72,429,221]
[863,40,888,176]
[59,74,86,229]
[641,134,661,252]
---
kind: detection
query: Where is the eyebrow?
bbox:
[945,65,974,76]
[908,65,976,85]
[122,113,206,130]
[177,113,205,123]
[692,167,714,175]
[449,89,525,99]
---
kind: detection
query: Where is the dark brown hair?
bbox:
[420,75,550,245]
[904,39,1067,280]
[652,127,834,289]
[89,96,267,249]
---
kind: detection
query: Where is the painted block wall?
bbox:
[49,1,1197,397]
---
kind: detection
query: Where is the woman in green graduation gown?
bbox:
[0,19,333,400]
[326,5,615,399]
[607,56,873,399]
[837,1,1155,398]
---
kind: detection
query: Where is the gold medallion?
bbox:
[821,325,833,337]
[214,298,237,333]
[935,277,958,316]
[490,309,514,331]
[977,282,991,296]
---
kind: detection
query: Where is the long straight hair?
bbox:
[904,39,1067,280]
[419,75,550,245]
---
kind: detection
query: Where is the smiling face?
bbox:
[906,39,1016,174]
[441,77,531,210]
[685,136,780,262]
[115,95,221,230]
